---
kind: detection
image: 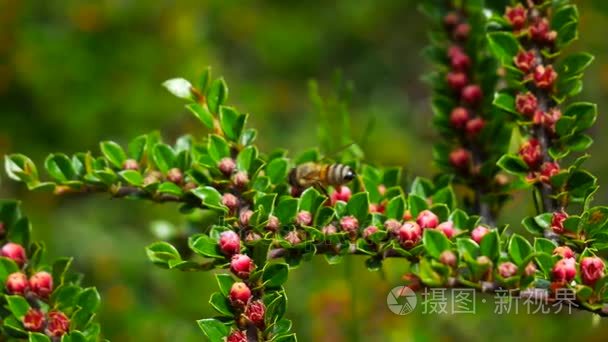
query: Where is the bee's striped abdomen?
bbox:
[327,164,355,186]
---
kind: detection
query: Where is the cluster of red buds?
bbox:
[442,11,486,174]
[2,241,70,337]
[384,210,458,249]
[550,246,605,290]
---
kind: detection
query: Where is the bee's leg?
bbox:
[314,182,330,198]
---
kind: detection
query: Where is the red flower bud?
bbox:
[529,18,557,44]
[533,65,557,89]
[227,330,248,342]
[539,162,560,184]
[6,272,28,295]
[229,282,252,307]
[450,51,471,71]
[233,171,249,188]
[439,250,457,267]
[514,50,536,73]
[222,193,239,210]
[416,210,439,229]
[398,221,422,248]
[1,242,27,266]
[553,246,575,259]
[122,159,139,171]
[218,157,236,176]
[449,148,471,170]
[363,226,379,239]
[340,215,359,233]
[369,203,385,214]
[330,186,352,205]
[245,300,266,327]
[266,215,280,232]
[245,232,261,242]
[436,221,455,239]
[581,256,605,287]
[403,210,413,221]
[285,230,302,245]
[453,23,471,40]
[519,139,542,169]
[552,257,576,283]
[46,311,70,337]
[167,168,184,184]
[296,211,313,226]
[450,107,470,129]
[515,92,538,117]
[524,262,537,277]
[402,273,422,292]
[505,4,527,30]
[465,117,485,137]
[498,262,518,278]
[384,219,402,234]
[230,254,255,279]
[461,85,483,105]
[443,12,460,28]
[219,231,241,256]
[447,71,468,91]
[471,226,490,244]
[322,224,338,235]
[239,210,253,227]
[551,211,568,234]
[29,271,53,298]
[23,309,45,332]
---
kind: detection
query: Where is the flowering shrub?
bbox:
[3,0,608,341]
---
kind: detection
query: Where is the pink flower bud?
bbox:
[498,262,518,278]
[453,23,471,40]
[266,215,280,232]
[450,51,471,71]
[29,271,53,298]
[450,107,470,129]
[46,311,70,338]
[519,139,542,169]
[122,159,139,171]
[465,117,485,137]
[377,184,387,196]
[505,4,527,30]
[245,232,261,242]
[439,250,457,267]
[239,210,254,227]
[461,84,483,105]
[476,255,492,266]
[515,92,538,117]
[369,203,385,214]
[340,216,359,233]
[285,230,301,245]
[218,157,236,176]
[6,272,28,295]
[524,262,537,277]
[296,211,312,226]
[552,257,576,283]
[471,226,490,244]
[551,211,568,235]
[416,210,439,229]
[446,71,468,91]
[443,12,460,28]
[581,256,605,287]
[1,242,27,266]
[227,330,248,342]
[449,148,471,170]
[233,171,249,188]
[363,226,379,239]
[222,193,239,210]
[23,309,45,332]
[229,282,252,307]
[322,224,338,235]
[553,246,575,259]
[398,221,422,248]
[143,170,162,186]
[167,168,184,184]
[514,50,536,73]
[330,186,352,205]
[529,18,557,44]
[245,300,266,327]
[534,108,561,134]
[384,219,402,234]
[540,162,560,184]
[533,65,557,89]
[436,221,455,239]
[230,254,255,279]
[219,231,241,256]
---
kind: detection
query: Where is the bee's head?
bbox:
[343,168,356,182]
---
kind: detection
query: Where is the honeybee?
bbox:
[288,162,356,194]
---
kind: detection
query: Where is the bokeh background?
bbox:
[2,0,608,341]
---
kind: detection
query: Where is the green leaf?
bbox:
[5,154,40,186]
[408,194,428,217]
[552,5,578,30]
[215,274,235,297]
[522,216,544,235]
[145,241,181,267]
[508,234,533,266]
[534,238,557,254]
[157,182,184,197]
[152,144,176,173]
[29,333,51,342]
[422,229,451,259]
[206,78,229,114]
[128,134,148,162]
[385,195,405,220]
[219,106,247,141]
[6,295,30,319]
[236,146,258,174]
[118,170,143,186]
[51,284,81,309]
[275,334,297,342]
[197,318,230,342]
[558,52,594,77]
[480,230,500,262]
[52,257,73,287]
[100,141,127,169]
[191,186,228,212]
[162,78,193,100]
[186,103,214,129]
[457,238,479,259]
[493,92,517,114]
[77,287,101,312]
[7,217,30,247]
[564,102,597,132]
[497,155,529,174]
[209,292,233,317]
[44,153,77,182]
[298,187,324,215]
[189,235,223,258]
[266,158,289,185]
[346,192,369,223]
[263,263,289,288]
[487,32,521,65]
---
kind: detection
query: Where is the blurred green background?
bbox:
[2,0,608,341]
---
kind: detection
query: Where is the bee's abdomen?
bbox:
[327,164,354,186]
